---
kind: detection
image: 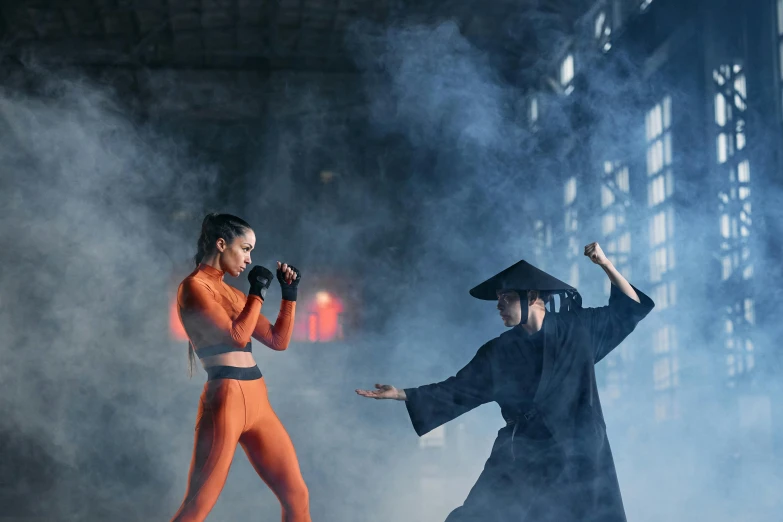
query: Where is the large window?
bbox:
[529,96,539,126]
[595,10,612,52]
[560,54,575,95]
[714,63,755,383]
[601,161,631,297]
[646,96,675,285]
[533,219,553,267]
[599,161,631,401]
[778,0,783,118]
[419,425,446,448]
[564,175,579,288]
[652,320,680,421]
[646,96,679,421]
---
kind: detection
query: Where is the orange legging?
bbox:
[171,377,311,522]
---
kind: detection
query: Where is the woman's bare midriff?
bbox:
[200,351,257,368]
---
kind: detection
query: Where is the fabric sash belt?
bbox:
[206,365,262,381]
[197,342,253,359]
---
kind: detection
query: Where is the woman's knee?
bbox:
[280,480,309,510]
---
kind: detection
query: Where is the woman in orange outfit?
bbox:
[170,213,311,522]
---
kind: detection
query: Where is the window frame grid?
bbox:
[646,96,680,421]
[714,63,755,384]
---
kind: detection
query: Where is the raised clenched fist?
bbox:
[584,242,610,267]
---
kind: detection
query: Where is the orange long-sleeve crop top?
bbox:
[177,264,296,358]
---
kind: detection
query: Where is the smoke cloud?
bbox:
[1,4,782,522]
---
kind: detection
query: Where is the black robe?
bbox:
[404,284,655,522]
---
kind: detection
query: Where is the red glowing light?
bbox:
[315,291,332,306]
[169,297,189,341]
[294,290,344,343]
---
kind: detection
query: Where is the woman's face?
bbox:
[217,229,256,277]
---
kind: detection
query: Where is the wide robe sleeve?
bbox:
[579,283,655,364]
[403,341,495,437]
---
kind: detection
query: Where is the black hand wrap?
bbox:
[277,265,301,302]
[248,265,274,300]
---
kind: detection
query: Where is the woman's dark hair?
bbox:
[194,212,253,267]
[188,212,253,377]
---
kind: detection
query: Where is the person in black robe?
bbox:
[356,242,655,522]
